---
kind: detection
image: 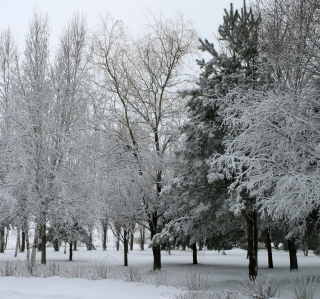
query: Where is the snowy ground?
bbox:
[0,232,320,298]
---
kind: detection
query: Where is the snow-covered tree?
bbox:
[91,12,196,270]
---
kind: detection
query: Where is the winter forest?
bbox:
[1,0,320,297]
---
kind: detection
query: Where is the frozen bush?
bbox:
[207,290,240,299]
[176,271,213,292]
[148,270,169,287]
[240,276,280,299]
[289,277,320,299]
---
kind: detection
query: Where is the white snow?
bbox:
[0,244,320,298]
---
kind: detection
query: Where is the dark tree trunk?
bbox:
[288,239,298,270]
[192,243,198,264]
[69,241,73,261]
[102,223,107,251]
[152,245,161,270]
[140,226,145,250]
[242,209,258,280]
[149,213,161,270]
[253,210,258,263]
[21,230,26,252]
[265,229,273,268]
[53,239,60,251]
[41,223,46,264]
[130,233,134,251]
[0,227,5,253]
[74,241,77,251]
[198,240,203,251]
[124,230,128,266]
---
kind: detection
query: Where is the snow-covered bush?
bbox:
[148,270,169,286]
[240,276,280,299]
[122,266,146,283]
[161,292,196,299]
[207,290,240,299]
[176,271,213,291]
[289,277,320,299]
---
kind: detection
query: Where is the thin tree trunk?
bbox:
[69,241,73,261]
[124,230,128,266]
[288,239,298,270]
[140,226,145,250]
[130,233,134,251]
[30,226,41,269]
[21,230,25,252]
[53,239,60,251]
[192,243,198,265]
[265,229,273,268]
[41,223,46,264]
[242,209,258,280]
[4,228,9,250]
[74,241,77,251]
[26,227,30,262]
[102,223,107,251]
[0,227,5,253]
[14,227,20,257]
[64,242,67,254]
[198,240,203,251]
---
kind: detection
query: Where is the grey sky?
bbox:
[0,0,245,51]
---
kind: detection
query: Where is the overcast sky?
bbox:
[0,0,245,51]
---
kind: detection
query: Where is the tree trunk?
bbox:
[69,241,73,261]
[21,230,26,252]
[288,239,298,270]
[124,230,128,266]
[140,226,145,250]
[74,241,77,251]
[4,228,9,250]
[41,223,46,264]
[102,223,107,251]
[149,215,161,270]
[14,227,20,257]
[26,227,30,262]
[130,233,134,251]
[30,226,40,269]
[0,227,5,253]
[152,245,161,270]
[198,240,203,251]
[265,229,273,268]
[53,239,60,251]
[253,210,258,264]
[64,242,67,254]
[192,243,198,265]
[241,209,258,280]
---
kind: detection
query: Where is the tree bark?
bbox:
[288,239,298,270]
[149,214,161,270]
[69,241,73,261]
[130,233,134,251]
[242,209,258,280]
[102,223,107,251]
[53,239,60,251]
[0,227,5,253]
[21,230,26,252]
[74,241,77,251]
[41,223,46,264]
[152,245,161,270]
[140,226,145,250]
[124,230,128,266]
[192,243,198,265]
[265,229,273,268]
[14,227,20,257]
[25,226,30,262]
